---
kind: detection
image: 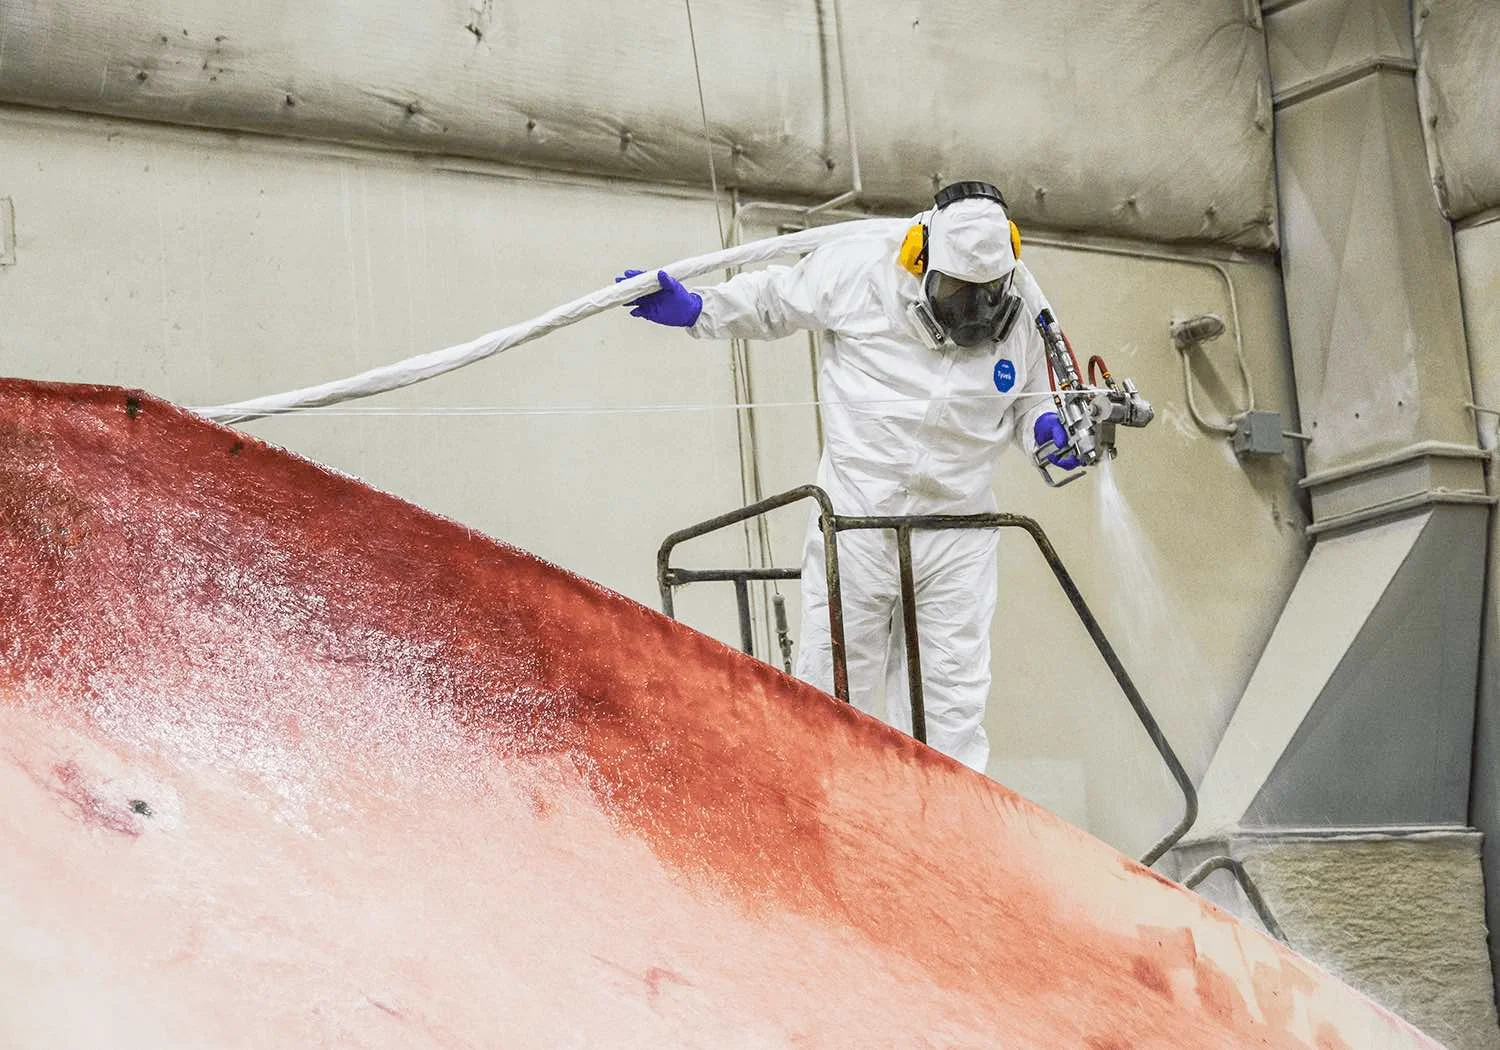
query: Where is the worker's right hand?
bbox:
[615,269,703,327]
[1034,412,1082,470]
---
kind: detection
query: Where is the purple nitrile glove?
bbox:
[1034,411,1082,471]
[615,269,703,328]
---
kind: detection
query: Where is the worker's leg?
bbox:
[795,515,898,718]
[885,528,998,772]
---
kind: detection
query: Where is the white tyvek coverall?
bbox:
[689,209,1054,772]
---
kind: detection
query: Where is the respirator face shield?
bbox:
[923,269,1022,348]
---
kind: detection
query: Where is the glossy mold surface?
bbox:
[0,382,1441,1048]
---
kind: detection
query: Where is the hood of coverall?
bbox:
[921,197,1021,348]
[925,197,1017,283]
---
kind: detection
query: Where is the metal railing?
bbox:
[1183,856,1287,943]
[657,485,1198,866]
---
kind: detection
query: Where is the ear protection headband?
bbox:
[898,180,1022,277]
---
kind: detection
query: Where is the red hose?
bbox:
[1044,349,1068,416]
[1060,330,1083,383]
[1087,354,1112,387]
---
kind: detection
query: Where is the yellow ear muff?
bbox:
[1009,220,1022,260]
[898,224,928,276]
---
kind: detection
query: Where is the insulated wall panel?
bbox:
[1415,0,1500,220]
[0,0,1277,248]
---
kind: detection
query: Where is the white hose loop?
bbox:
[194,219,906,425]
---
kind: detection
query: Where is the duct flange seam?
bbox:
[1299,441,1489,489]
[1304,489,1494,538]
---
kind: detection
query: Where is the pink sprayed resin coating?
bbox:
[0,381,1442,1049]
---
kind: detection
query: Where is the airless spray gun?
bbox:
[1031,308,1155,487]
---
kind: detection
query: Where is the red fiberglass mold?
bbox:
[0,381,1442,1048]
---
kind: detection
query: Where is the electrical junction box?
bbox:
[1233,410,1285,456]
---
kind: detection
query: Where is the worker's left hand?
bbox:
[1034,412,1082,470]
[615,269,703,327]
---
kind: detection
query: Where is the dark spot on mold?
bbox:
[48,762,140,837]
[406,100,422,116]
[465,22,484,41]
[129,799,152,817]
[229,440,245,457]
[125,396,142,419]
[285,94,296,107]
[525,118,537,132]
[135,70,149,82]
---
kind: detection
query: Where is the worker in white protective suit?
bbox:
[618,182,1076,773]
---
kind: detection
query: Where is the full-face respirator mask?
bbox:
[899,181,1024,351]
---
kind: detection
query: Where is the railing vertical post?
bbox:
[895,525,927,744]
[733,578,755,655]
[821,511,850,704]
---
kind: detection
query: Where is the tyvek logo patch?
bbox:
[993,359,1016,392]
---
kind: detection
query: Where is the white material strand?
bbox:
[194,219,906,424]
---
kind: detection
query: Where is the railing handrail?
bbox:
[657,485,1198,867]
